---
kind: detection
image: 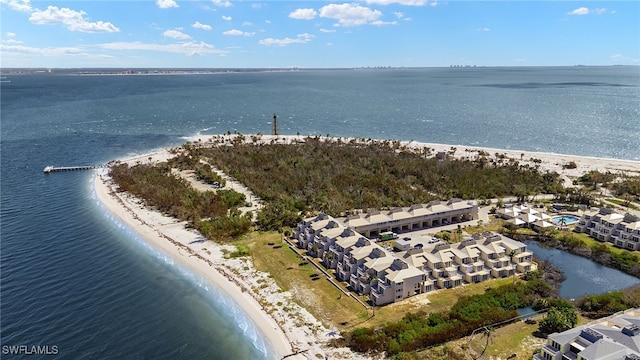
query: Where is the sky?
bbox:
[1,0,638,68]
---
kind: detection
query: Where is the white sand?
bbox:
[94,134,639,360]
[94,147,362,360]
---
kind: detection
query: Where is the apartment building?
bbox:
[293,209,536,306]
[534,308,640,360]
[575,208,640,251]
[338,198,478,238]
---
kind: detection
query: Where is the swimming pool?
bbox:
[551,215,580,225]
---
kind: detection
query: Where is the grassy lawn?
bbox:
[569,231,630,257]
[463,219,504,234]
[244,231,529,331]
[605,198,639,210]
[247,231,369,330]
[471,316,544,360]
[426,313,591,360]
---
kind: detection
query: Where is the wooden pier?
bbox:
[43,165,104,173]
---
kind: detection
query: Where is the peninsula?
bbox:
[94,134,640,359]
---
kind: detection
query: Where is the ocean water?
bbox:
[1,67,639,359]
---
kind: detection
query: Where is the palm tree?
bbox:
[508,250,518,283]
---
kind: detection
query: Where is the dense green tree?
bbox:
[538,306,578,334]
[256,201,302,231]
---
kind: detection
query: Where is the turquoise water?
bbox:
[551,215,580,225]
[1,67,638,359]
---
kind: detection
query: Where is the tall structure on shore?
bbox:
[272,113,279,136]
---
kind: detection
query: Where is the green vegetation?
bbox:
[229,243,251,258]
[605,197,639,210]
[341,274,554,356]
[256,200,303,231]
[577,171,640,200]
[611,177,640,200]
[575,285,640,318]
[109,162,251,241]
[197,137,564,217]
[538,305,578,335]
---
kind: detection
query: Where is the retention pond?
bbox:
[527,241,639,299]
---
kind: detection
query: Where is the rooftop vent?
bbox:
[622,324,640,337]
[580,328,604,343]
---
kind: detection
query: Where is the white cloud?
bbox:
[2,0,33,12]
[222,15,232,21]
[163,29,191,39]
[259,33,315,47]
[567,7,607,15]
[29,6,120,33]
[289,8,318,20]
[251,3,263,9]
[212,0,232,7]
[265,20,271,24]
[223,29,256,36]
[0,43,88,57]
[2,38,24,44]
[6,32,16,37]
[478,27,490,32]
[568,7,587,15]
[192,21,212,30]
[365,0,430,5]
[243,21,253,26]
[98,41,226,56]
[371,20,397,26]
[156,0,178,9]
[319,28,336,33]
[395,12,412,21]
[319,3,383,27]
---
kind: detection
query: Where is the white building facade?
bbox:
[293,208,536,306]
[575,209,640,251]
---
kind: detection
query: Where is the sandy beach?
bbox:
[94,146,365,360]
[94,134,640,360]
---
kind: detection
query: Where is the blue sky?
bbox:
[1,0,638,68]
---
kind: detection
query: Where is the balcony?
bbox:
[377,280,391,290]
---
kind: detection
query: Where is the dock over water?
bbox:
[43,165,104,173]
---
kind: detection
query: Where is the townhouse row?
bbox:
[574,208,640,251]
[293,210,536,306]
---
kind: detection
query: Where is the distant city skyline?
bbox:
[1,0,638,68]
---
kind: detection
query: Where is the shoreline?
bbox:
[93,134,640,360]
[93,151,353,359]
[94,171,293,358]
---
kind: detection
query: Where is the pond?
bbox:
[527,241,639,299]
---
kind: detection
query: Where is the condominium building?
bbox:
[293,209,535,306]
[534,308,640,360]
[574,208,640,251]
[338,198,478,238]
